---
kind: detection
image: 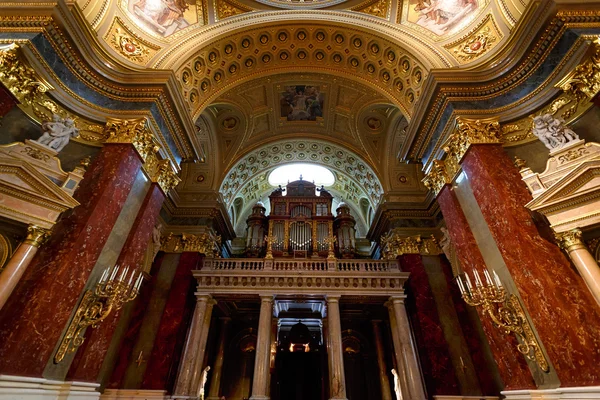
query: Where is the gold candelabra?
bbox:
[324,235,337,260]
[457,269,549,372]
[54,265,144,363]
[264,235,277,259]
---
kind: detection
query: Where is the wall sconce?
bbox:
[54,264,143,363]
[457,269,550,372]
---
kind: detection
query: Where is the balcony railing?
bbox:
[204,258,396,272]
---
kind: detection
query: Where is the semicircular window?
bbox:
[268,163,335,187]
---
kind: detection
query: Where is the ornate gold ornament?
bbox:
[560,38,600,102]
[324,235,337,260]
[23,225,51,248]
[161,232,222,256]
[446,15,501,64]
[55,265,144,363]
[380,233,441,259]
[110,27,152,64]
[457,270,550,373]
[216,0,251,20]
[352,0,389,19]
[265,234,277,259]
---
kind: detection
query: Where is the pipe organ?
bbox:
[244,177,356,258]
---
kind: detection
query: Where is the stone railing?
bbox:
[203,258,396,272]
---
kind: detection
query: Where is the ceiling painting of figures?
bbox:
[123,0,202,38]
[405,0,481,36]
[280,85,324,122]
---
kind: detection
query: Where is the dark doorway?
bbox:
[273,349,326,400]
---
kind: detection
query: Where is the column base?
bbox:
[0,375,100,400]
[249,396,270,400]
[100,389,168,399]
[328,397,348,400]
[502,386,600,399]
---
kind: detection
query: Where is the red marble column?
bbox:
[66,184,166,382]
[439,256,498,395]
[461,144,600,386]
[0,84,16,117]
[107,252,166,389]
[437,185,535,390]
[0,144,142,377]
[141,252,203,393]
[399,254,460,397]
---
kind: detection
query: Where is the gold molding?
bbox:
[215,0,252,21]
[351,0,390,19]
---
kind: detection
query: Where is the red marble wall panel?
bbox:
[107,252,166,389]
[400,254,460,397]
[439,256,498,395]
[141,252,203,393]
[437,185,535,390]
[0,144,142,377]
[461,144,600,386]
[66,184,166,382]
[0,84,16,117]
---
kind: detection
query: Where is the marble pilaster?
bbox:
[66,183,166,382]
[436,185,535,390]
[461,143,600,386]
[0,225,50,310]
[207,317,231,400]
[388,296,426,400]
[0,143,143,377]
[399,254,459,397]
[141,253,202,393]
[172,293,214,397]
[326,295,347,400]
[371,320,393,400]
[250,295,274,400]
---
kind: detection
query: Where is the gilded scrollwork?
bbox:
[446,15,502,64]
[161,232,222,256]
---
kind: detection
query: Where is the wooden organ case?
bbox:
[244,178,357,258]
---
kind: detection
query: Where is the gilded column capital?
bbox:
[24,225,51,247]
[105,118,180,194]
[105,117,158,160]
[161,232,222,256]
[559,38,600,101]
[423,159,452,197]
[380,232,442,259]
[555,229,585,251]
[444,117,501,167]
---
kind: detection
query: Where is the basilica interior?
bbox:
[1,1,600,400]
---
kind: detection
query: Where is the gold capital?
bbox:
[555,229,584,250]
[0,43,51,105]
[423,159,452,197]
[559,38,600,101]
[24,225,51,247]
[444,117,501,169]
[380,232,441,259]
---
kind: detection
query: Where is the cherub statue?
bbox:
[532,114,579,151]
[36,114,79,152]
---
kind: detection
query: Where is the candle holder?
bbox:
[54,265,144,363]
[457,269,550,372]
[324,235,337,260]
